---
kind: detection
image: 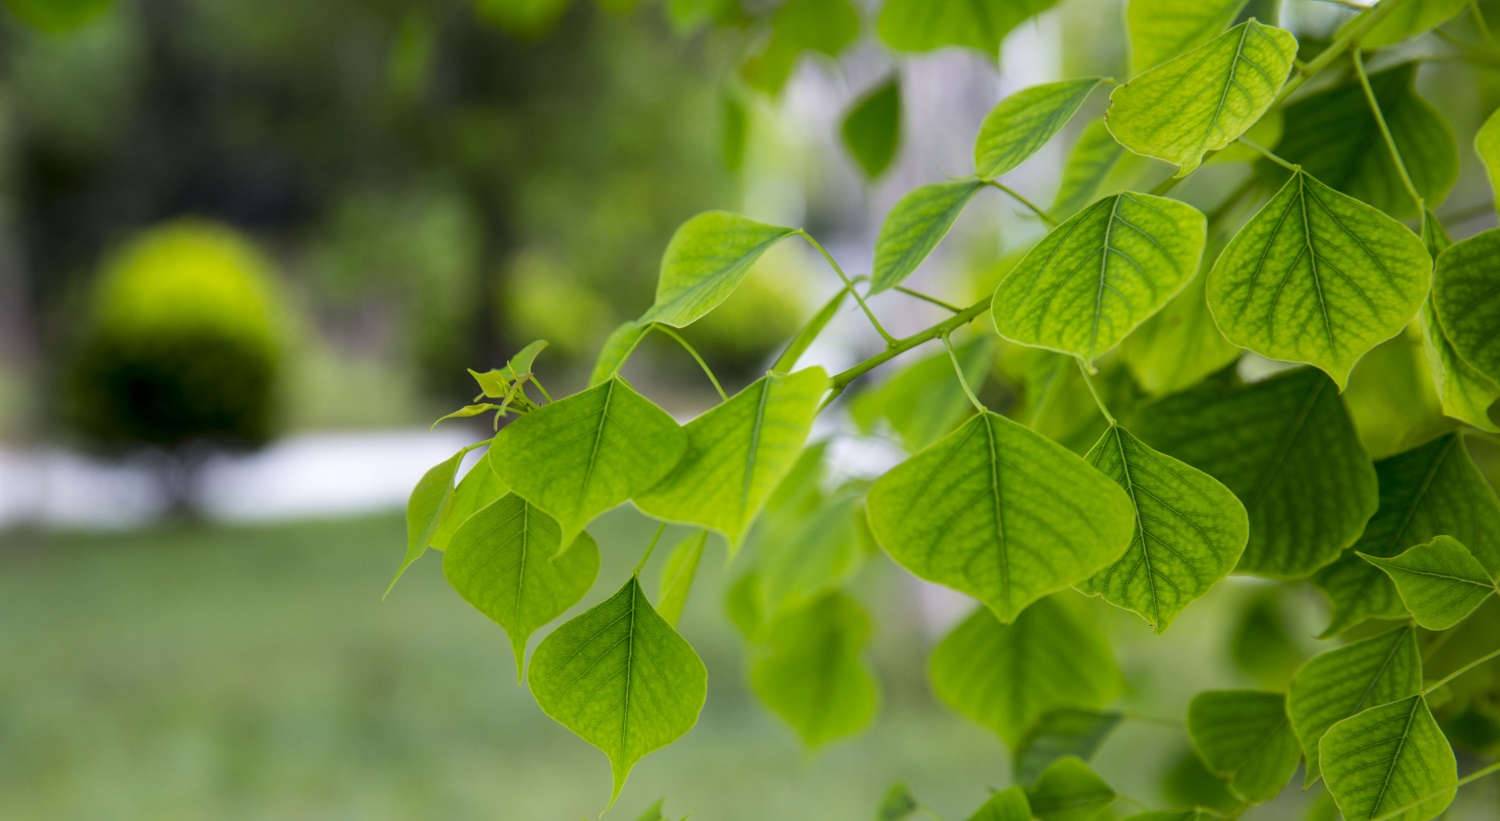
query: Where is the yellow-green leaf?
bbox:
[642,212,797,328]
[1125,0,1248,75]
[1187,690,1300,803]
[876,0,1059,57]
[1361,535,1498,630]
[1120,268,1240,396]
[1320,695,1456,821]
[870,179,985,294]
[748,592,879,749]
[974,78,1105,179]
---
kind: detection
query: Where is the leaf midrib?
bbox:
[1368,697,1421,819]
[983,417,1012,613]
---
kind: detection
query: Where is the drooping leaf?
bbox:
[1187,690,1300,803]
[390,447,468,594]
[740,0,860,95]
[1477,108,1500,215]
[528,577,708,803]
[867,412,1135,621]
[870,179,985,294]
[1269,63,1458,220]
[1026,756,1117,821]
[1120,269,1240,396]
[973,78,1106,179]
[851,335,995,452]
[1313,433,1500,635]
[636,368,826,550]
[928,598,1120,746]
[1132,367,1377,578]
[876,0,1060,58]
[1080,425,1249,632]
[965,786,1031,821]
[487,378,688,546]
[1362,536,1498,631]
[1342,0,1469,49]
[842,76,903,180]
[1287,625,1423,785]
[748,592,879,749]
[1014,709,1123,784]
[431,458,509,550]
[590,321,651,386]
[443,495,600,671]
[656,530,708,628]
[1320,695,1457,821]
[1051,119,1127,220]
[877,783,922,821]
[642,212,798,328]
[431,403,501,427]
[1106,21,1296,175]
[1420,299,1500,433]
[1206,170,1431,388]
[757,491,865,616]
[1125,0,1248,75]
[1432,228,1500,385]
[992,192,1207,361]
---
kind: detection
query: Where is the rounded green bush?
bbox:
[62,219,288,453]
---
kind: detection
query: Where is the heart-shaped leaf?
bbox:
[642,211,797,328]
[1362,535,1498,630]
[1187,690,1300,802]
[1320,695,1457,821]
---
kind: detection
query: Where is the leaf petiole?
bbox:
[1074,357,1116,426]
[633,522,669,577]
[1422,645,1500,695]
[983,178,1058,226]
[798,230,898,346]
[651,324,729,401]
[894,285,964,313]
[942,334,986,413]
[1236,136,1300,173]
[1352,49,1426,214]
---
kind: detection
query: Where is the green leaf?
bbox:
[1105,21,1297,175]
[876,0,1059,57]
[431,458,509,550]
[1014,709,1123,784]
[1433,228,1500,384]
[656,531,707,628]
[877,783,921,821]
[636,368,827,550]
[1080,425,1249,632]
[851,335,995,452]
[590,321,651,387]
[1026,756,1117,821]
[928,598,1120,746]
[867,412,1135,621]
[1313,433,1500,635]
[757,491,865,616]
[973,78,1106,179]
[642,212,798,328]
[1120,269,1240,396]
[443,495,600,672]
[665,0,733,35]
[1421,299,1500,432]
[842,76,903,180]
[1187,690,1300,803]
[1287,625,1422,785]
[528,576,708,803]
[870,179,985,294]
[3,0,114,32]
[748,592,879,749]
[740,0,861,95]
[1341,0,1469,49]
[992,192,1207,362]
[1320,695,1457,821]
[1050,120,1127,220]
[1133,367,1377,578]
[487,378,688,546]
[1362,536,1498,631]
[469,368,511,398]
[1477,107,1500,215]
[390,447,468,594]
[1269,63,1458,220]
[965,786,1031,821]
[1206,170,1431,388]
[1125,0,1249,75]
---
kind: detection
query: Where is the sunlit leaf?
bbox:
[1081,425,1248,632]
[740,0,860,95]
[637,368,827,550]
[1320,695,1457,821]
[928,598,1120,746]
[1187,690,1300,803]
[974,78,1105,179]
[1342,0,1469,49]
[1477,107,1500,215]
[1051,120,1127,220]
[1026,756,1116,821]
[528,577,708,803]
[1432,228,1500,384]
[870,179,985,294]
[390,447,468,594]
[876,0,1060,58]
[748,592,879,749]
[1421,299,1500,433]
[1120,269,1240,396]
[1106,21,1296,175]
[1014,709,1123,784]
[842,76,903,180]
[1288,625,1422,785]
[1133,367,1377,578]
[1313,433,1500,635]
[965,786,1031,821]
[444,495,600,672]
[851,335,995,452]
[1362,535,1498,630]
[992,192,1206,361]
[642,212,798,328]
[1125,0,1248,75]
[656,530,707,628]
[431,458,509,550]
[1206,170,1431,388]
[590,321,651,387]
[487,378,688,546]
[867,412,1135,621]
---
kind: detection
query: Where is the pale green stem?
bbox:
[824,297,991,406]
[1237,137,1302,173]
[1075,357,1117,426]
[798,230,898,346]
[894,285,965,313]
[651,324,728,401]
[1424,645,1500,695]
[984,179,1058,226]
[1275,0,1414,105]
[633,522,669,576]
[942,334,987,413]
[1353,49,1426,214]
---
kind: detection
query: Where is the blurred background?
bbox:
[2,0,1499,818]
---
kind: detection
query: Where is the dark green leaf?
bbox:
[842,76,903,180]
[390,447,468,594]
[1014,709,1123,784]
[1187,690,1300,803]
[1026,756,1116,821]
[1120,269,1240,396]
[877,782,921,821]
[740,0,861,95]
[1432,228,1500,384]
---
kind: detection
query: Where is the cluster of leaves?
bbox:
[395,0,1500,817]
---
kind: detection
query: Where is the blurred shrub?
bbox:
[62,219,288,453]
